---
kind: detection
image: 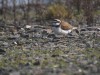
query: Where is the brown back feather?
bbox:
[60,20,73,30]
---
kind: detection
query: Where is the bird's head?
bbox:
[51,19,61,27]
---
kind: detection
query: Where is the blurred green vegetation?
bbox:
[0,0,99,25]
[46,4,68,19]
[0,46,100,69]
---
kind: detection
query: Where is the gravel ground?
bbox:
[0,21,100,75]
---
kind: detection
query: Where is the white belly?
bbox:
[52,27,72,35]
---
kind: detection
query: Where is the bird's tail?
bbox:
[73,27,79,34]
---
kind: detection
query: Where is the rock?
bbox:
[78,68,83,73]
[43,29,52,34]
[19,28,25,33]
[51,54,59,57]
[0,20,6,28]
[89,64,98,73]
[10,72,20,75]
[41,30,49,39]
[47,34,56,38]
[96,28,100,31]
[16,39,26,45]
[7,34,20,40]
[42,30,48,35]
[34,25,44,29]
[33,60,40,66]
[33,33,42,38]
[0,68,9,75]
[9,26,18,35]
[25,25,32,29]
[13,41,18,45]
[66,35,76,38]
[3,42,9,46]
[80,28,87,31]
[20,33,30,38]
[0,49,6,54]
[0,31,5,36]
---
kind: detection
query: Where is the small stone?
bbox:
[90,64,98,72]
[20,28,25,32]
[3,42,9,46]
[47,34,56,38]
[51,54,59,57]
[8,34,20,40]
[21,33,30,38]
[33,33,42,38]
[10,72,20,75]
[97,28,100,31]
[0,31,5,36]
[13,41,17,45]
[0,48,6,54]
[78,69,82,72]
[80,28,87,31]
[33,60,40,66]
[25,25,32,29]
[94,60,98,64]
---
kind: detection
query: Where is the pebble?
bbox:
[0,48,6,54]
[10,72,20,75]
[25,25,32,29]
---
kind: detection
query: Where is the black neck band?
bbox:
[52,25,60,27]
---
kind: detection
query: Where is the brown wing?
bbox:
[60,20,73,30]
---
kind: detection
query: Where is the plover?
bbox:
[51,19,79,36]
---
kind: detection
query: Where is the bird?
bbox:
[51,19,79,36]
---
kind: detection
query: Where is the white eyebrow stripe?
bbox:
[52,22,60,25]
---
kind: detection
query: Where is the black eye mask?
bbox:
[52,20,61,27]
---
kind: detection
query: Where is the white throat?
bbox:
[52,22,60,26]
